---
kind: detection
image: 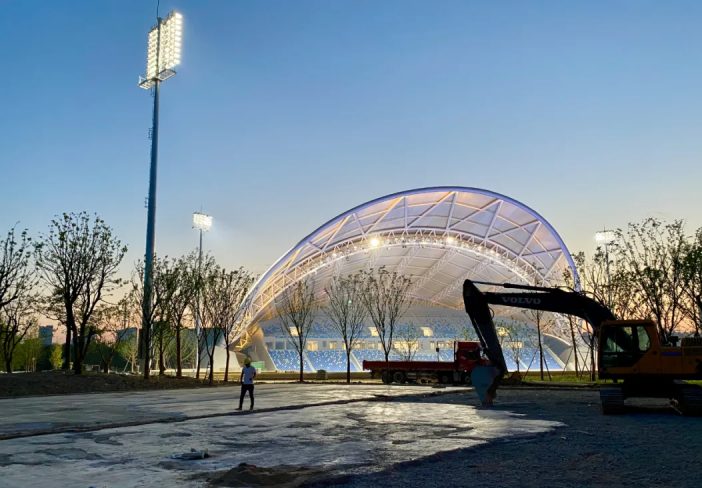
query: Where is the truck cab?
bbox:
[454,341,488,372]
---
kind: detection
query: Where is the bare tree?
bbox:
[496,319,528,373]
[0,292,37,373]
[615,219,687,343]
[200,266,250,385]
[0,226,34,312]
[92,304,130,374]
[276,277,317,383]
[0,226,37,373]
[192,253,216,379]
[324,274,367,383]
[682,229,702,335]
[166,252,200,377]
[392,323,420,361]
[34,213,127,375]
[130,256,178,378]
[525,308,553,381]
[359,267,413,379]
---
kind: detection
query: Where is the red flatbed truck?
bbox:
[362,341,490,385]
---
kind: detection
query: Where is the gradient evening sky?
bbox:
[1,0,701,278]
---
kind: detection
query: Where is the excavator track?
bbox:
[671,384,702,417]
[600,385,625,415]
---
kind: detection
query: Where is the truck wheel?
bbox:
[381,371,392,384]
[393,371,406,384]
[462,373,473,386]
[439,372,451,384]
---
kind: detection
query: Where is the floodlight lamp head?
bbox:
[139,11,183,89]
[193,212,213,232]
[595,230,616,244]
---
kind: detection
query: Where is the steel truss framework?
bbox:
[233,187,580,344]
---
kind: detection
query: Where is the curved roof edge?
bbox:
[247,186,578,297]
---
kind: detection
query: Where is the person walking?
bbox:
[236,357,256,411]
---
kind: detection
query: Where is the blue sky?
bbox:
[1,1,701,276]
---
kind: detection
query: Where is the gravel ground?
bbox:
[319,388,702,488]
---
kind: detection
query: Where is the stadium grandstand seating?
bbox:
[268,350,313,372]
[353,349,392,365]
[439,350,453,361]
[307,350,357,372]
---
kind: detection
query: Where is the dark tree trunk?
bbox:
[158,341,166,375]
[5,357,12,374]
[590,340,596,382]
[73,356,84,375]
[346,353,351,383]
[102,357,113,374]
[142,326,152,380]
[537,325,544,381]
[73,326,85,375]
[299,352,304,383]
[569,323,579,376]
[63,326,72,370]
[224,348,230,382]
[208,352,215,385]
[176,328,182,378]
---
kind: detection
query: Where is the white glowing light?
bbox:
[446,236,454,244]
[370,238,380,247]
[595,230,616,244]
[141,11,183,87]
[193,212,212,231]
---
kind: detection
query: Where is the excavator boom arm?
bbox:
[462,279,615,377]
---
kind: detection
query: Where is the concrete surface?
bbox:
[0,389,562,487]
[0,383,463,437]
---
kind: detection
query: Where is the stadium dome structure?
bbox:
[233,187,579,347]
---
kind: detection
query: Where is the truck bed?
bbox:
[362,360,454,371]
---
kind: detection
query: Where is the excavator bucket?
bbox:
[471,365,502,406]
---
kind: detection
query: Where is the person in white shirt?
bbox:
[236,357,256,411]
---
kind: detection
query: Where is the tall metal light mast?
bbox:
[138,11,183,377]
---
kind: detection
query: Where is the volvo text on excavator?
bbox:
[462,279,702,416]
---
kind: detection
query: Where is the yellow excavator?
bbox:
[462,279,702,416]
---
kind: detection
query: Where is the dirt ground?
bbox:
[317,388,702,488]
[0,370,236,398]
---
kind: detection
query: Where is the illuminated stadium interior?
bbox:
[230,187,582,373]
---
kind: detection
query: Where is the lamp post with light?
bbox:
[595,229,616,309]
[193,212,212,373]
[137,11,183,376]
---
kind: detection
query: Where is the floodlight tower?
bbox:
[192,212,212,372]
[137,11,183,375]
[595,229,616,309]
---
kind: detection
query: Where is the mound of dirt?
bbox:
[0,370,234,398]
[210,463,327,488]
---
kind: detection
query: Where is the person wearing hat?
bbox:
[236,357,256,411]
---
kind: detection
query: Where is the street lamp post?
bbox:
[193,212,212,375]
[137,12,183,377]
[595,229,616,310]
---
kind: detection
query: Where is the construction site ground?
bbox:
[0,383,700,487]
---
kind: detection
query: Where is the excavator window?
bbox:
[601,325,650,368]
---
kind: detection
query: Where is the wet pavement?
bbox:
[0,383,463,437]
[0,388,562,487]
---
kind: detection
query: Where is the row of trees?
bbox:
[278,267,413,383]
[570,218,702,379]
[0,212,255,382]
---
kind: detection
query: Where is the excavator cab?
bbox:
[599,321,657,375]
